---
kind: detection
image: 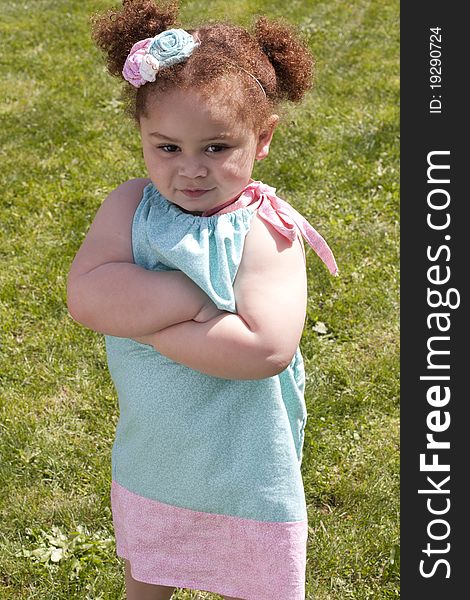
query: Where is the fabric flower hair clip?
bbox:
[123,28,200,88]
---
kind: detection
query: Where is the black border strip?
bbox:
[401,2,466,597]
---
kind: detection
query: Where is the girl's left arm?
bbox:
[135,213,308,379]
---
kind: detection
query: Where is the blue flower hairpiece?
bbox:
[123,29,200,88]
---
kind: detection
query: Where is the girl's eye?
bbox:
[158,144,180,153]
[206,144,227,153]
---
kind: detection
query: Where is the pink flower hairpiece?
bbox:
[122,29,200,88]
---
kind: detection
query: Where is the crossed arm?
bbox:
[67,179,307,379]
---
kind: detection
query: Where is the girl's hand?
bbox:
[132,297,226,351]
[193,299,225,323]
[132,333,156,346]
[133,299,225,347]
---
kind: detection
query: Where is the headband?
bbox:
[122,28,267,98]
[235,66,267,99]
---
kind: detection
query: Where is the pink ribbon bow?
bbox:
[202,180,338,276]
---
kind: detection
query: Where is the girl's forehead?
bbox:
[145,86,254,133]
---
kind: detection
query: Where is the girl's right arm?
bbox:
[67,179,218,337]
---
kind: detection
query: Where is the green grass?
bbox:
[0,0,399,598]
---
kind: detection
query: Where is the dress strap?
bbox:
[203,181,338,276]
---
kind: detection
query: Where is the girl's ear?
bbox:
[255,114,279,161]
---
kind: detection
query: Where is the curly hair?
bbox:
[91,0,314,128]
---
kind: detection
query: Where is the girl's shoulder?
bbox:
[105,178,151,208]
[79,178,151,253]
[91,178,152,229]
[241,210,305,272]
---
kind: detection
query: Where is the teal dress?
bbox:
[106,182,336,599]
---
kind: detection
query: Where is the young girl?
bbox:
[67,1,337,598]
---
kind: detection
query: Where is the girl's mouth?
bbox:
[180,189,213,198]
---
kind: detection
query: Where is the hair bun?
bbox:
[255,16,314,102]
[92,0,179,78]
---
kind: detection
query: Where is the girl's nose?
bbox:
[177,156,208,179]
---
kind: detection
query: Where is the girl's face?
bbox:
[139,87,277,214]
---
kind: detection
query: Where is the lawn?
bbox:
[0,0,399,598]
